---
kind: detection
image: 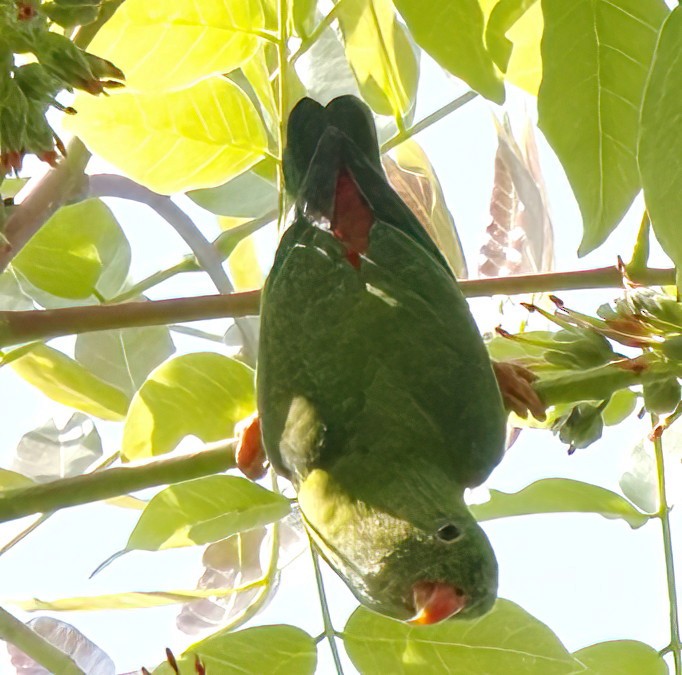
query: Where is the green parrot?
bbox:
[256,96,507,624]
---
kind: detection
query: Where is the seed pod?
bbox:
[545,327,614,370]
[643,378,681,414]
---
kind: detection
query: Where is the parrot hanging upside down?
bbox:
[246,95,514,625]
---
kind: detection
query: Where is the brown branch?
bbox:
[0,265,675,349]
[0,140,91,272]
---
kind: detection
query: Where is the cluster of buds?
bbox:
[0,0,124,175]
[496,281,682,452]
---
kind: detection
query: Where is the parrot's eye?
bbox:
[436,524,462,543]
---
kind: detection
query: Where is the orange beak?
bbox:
[409,581,468,625]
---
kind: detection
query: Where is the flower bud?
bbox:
[41,0,102,28]
[554,402,604,453]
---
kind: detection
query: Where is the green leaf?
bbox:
[601,389,637,426]
[75,326,175,399]
[485,0,538,72]
[470,478,652,528]
[14,584,267,612]
[88,0,265,91]
[574,640,669,674]
[344,600,579,674]
[337,0,419,118]
[12,199,130,300]
[293,0,317,37]
[384,139,467,278]
[14,413,102,481]
[0,272,33,310]
[0,178,28,199]
[122,352,255,460]
[538,0,668,256]
[126,475,290,551]
[242,47,279,134]
[67,78,268,195]
[11,345,129,421]
[153,625,317,675]
[0,469,33,491]
[187,159,278,218]
[393,0,504,103]
[638,7,682,275]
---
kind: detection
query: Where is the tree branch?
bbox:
[0,442,237,524]
[0,265,675,349]
[0,291,260,349]
[0,607,83,674]
[0,140,90,273]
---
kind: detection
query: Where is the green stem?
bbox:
[107,211,276,305]
[311,548,345,675]
[0,441,236,524]
[381,91,479,153]
[0,452,120,558]
[535,355,679,407]
[653,420,682,673]
[290,0,352,64]
[276,0,290,229]
[0,606,83,674]
[108,259,198,304]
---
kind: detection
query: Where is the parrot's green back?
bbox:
[258,96,506,621]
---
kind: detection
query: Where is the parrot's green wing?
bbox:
[257,96,506,622]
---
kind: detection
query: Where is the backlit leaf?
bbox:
[12,345,129,421]
[152,625,316,675]
[470,477,652,527]
[479,117,553,277]
[573,640,668,674]
[12,199,130,300]
[344,600,579,674]
[393,0,504,103]
[177,527,268,634]
[188,159,278,218]
[14,413,102,482]
[0,469,33,491]
[88,0,265,91]
[67,78,267,194]
[337,0,419,118]
[14,585,268,612]
[384,140,467,278]
[122,352,255,460]
[126,475,290,550]
[75,325,175,398]
[538,0,668,255]
[638,7,682,275]
[7,617,114,675]
[293,23,360,104]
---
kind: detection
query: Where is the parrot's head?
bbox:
[355,507,498,624]
[282,95,382,205]
[299,468,498,624]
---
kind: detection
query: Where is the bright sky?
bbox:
[0,48,678,675]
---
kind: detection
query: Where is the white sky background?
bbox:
[0,48,678,674]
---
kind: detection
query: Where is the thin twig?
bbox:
[381,91,479,153]
[653,419,682,674]
[88,174,259,362]
[289,0,353,64]
[311,548,345,674]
